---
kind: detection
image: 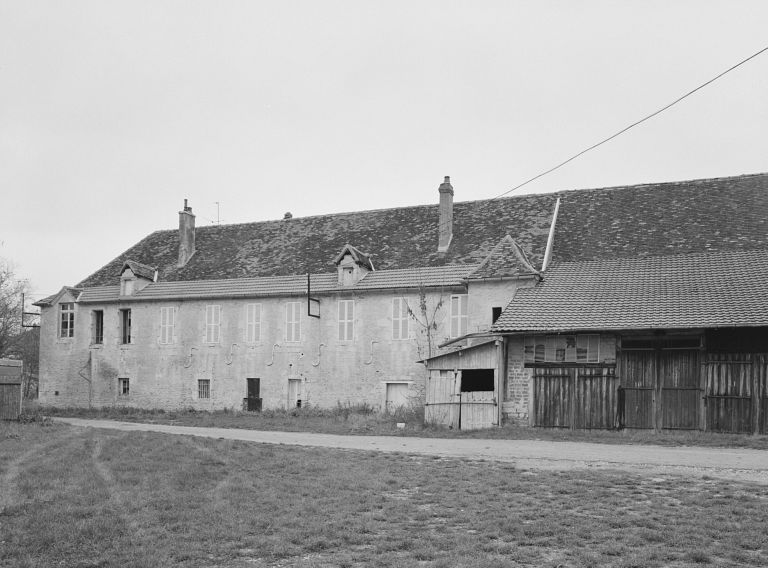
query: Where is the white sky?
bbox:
[1,1,767,299]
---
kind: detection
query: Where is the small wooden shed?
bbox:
[424,339,504,430]
[0,359,23,420]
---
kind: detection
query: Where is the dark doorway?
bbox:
[245,378,262,411]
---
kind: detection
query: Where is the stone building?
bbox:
[36,173,768,430]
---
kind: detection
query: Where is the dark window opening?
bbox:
[461,369,495,392]
[706,327,768,352]
[492,307,502,324]
[92,310,104,345]
[118,378,130,396]
[120,309,132,344]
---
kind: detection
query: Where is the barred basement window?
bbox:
[198,379,210,399]
[118,377,130,396]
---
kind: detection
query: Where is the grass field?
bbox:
[2,419,767,567]
[35,402,768,450]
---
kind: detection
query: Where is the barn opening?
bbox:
[461,369,494,391]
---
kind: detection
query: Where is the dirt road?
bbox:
[54,417,768,484]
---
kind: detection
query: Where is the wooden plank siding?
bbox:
[705,353,768,434]
[532,367,618,429]
[0,359,23,420]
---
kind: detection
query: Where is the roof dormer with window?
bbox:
[333,244,374,286]
[119,260,157,297]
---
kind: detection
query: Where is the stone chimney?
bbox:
[178,199,196,267]
[438,176,454,253]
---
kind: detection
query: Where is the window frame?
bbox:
[159,306,176,345]
[118,377,130,396]
[59,303,75,339]
[449,294,468,338]
[285,302,301,342]
[92,309,104,345]
[392,297,409,340]
[205,305,221,344]
[338,299,355,341]
[245,303,262,343]
[198,379,211,399]
[120,308,132,345]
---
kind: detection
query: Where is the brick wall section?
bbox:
[503,336,531,422]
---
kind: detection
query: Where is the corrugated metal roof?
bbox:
[492,249,768,332]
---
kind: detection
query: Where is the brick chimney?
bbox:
[438,176,454,253]
[178,199,196,267]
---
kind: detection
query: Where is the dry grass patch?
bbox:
[2,421,768,567]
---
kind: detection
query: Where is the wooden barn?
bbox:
[0,359,23,420]
[423,339,504,430]
[492,249,768,433]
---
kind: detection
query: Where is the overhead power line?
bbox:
[492,44,768,200]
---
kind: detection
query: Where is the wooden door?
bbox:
[619,350,655,429]
[245,378,261,411]
[532,368,572,428]
[425,371,460,429]
[706,353,768,434]
[660,349,700,430]
[385,383,409,413]
[460,391,496,430]
[288,379,301,408]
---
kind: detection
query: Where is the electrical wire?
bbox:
[491,44,768,200]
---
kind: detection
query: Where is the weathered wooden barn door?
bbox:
[424,370,460,429]
[705,353,768,434]
[572,368,619,429]
[532,368,572,428]
[659,348,700,430]
[618,350,655,429]
[619,338,701,430]
[534,367,618,429]
[0,359,23,420]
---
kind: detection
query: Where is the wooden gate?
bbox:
[0,359,23,420]
[460,391,496,430]
[533,367,618,429]
[619,345,701,430]
[425,371,460,429]
[705,353,768,434]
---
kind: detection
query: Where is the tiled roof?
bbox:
[468,235,539,279]
[76,266,475,303]
[73,172,768,289]
[492,249,768,332]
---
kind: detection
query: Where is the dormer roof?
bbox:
[32,286,83,307]
[468,235,540,279]
[332,244,374,271]
[119,260,157,281]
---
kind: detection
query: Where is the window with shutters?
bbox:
[285,302,301,342]
[205,305,221,344]
[159,307,176,344]
[449,294,468,338]
[245,303,261,343]
[338,300,354,341]
[392,297,409,340]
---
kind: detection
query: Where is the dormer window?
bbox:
[118,260,157,297]
[333,244,374,287]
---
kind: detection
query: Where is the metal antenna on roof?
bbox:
[212,202,225,225]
